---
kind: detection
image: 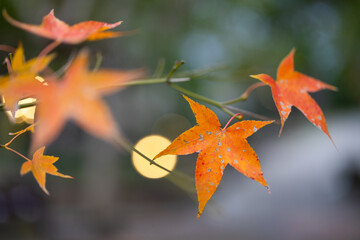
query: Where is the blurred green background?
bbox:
[0,0,359,239]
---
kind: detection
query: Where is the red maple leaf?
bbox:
[3,9,124,44]
[154,95,273,218]
[32,50,143,150]
[251,49,337,143]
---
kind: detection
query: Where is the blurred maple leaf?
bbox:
[154,95,273,218]
[0,43,53,114]
[251,49,337,144]
[32,50,143,150]
[3,9,124,44]
[20,146,72,195]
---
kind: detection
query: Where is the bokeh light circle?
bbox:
[132,135,177,179]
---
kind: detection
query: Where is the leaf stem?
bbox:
[6,124,35,146]
[222,82,266,105]
[223,113,243,130]
[5,58,12,74]
[31,40,61,72]
[92,51,103,72]
[37,40,61,59]
[0,44,15,53]
[0,144,32,162]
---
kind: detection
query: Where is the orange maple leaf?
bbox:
[3,9,124,44]
[154,95,273,218]
[20,146,72,195]
[251,49,337,143]
[0,43,53,113]
[32,50,143,150]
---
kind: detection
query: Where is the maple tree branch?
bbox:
[127,78,167,85]
[168,82,274,122]
[103,77,190,89]
[222,82,266,105]
[0,80,270,124]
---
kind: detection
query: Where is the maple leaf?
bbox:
[20,146,72,195]
[154,95,273,218]
[0,43,54,114]
[32,50,143,150]
[3,9,124,44]
[251,49,337,143]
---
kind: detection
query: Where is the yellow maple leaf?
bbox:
[20,146,72,195]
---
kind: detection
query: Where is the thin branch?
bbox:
[112,136,193,182]
[169,83,221,108]
[166,60,185,82]
[114,136,171,173]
